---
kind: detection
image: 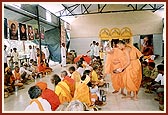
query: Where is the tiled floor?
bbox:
[3,59,165,112]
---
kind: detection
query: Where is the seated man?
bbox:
[150,64,164,111]
[25,85,52,111]
[68,66,81,89]
[51,74,72,104]
[38,60,52,77]
[61,71,75,97]
[12,66,24,88]
[145,62,159,93]
[73,75,92,108]
[36,82,60,111]
[4,67,15,97]
[20,62,33,83]
[141,61,152,87]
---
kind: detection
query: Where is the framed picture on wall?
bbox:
[34,28,39,39]
[19,23,27,40]
[28,25,34,40]
[140,34,154,56]
[8,20,18,40]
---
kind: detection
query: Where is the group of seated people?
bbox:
[4,59,53,98]
[25,56,107,111]
[141,60,164,111]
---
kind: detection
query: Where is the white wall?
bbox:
[70,11,163,38]
[69,37,99,55]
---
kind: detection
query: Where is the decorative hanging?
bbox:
[99,27,133,43]
[99,28,110,40]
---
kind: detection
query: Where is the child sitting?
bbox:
[141,62,153,87]
[91,65,105,87]
[150,64,164,111]
[144,62,159,93]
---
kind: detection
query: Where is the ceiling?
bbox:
[40,4,164,17]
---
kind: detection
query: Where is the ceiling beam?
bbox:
[154,4,164,12]
[67,4,80,16]
[140,4,147,10]
[61,4,74,16]
[100,4,107,12]
[128,4,135,10]
[82,4,92,14]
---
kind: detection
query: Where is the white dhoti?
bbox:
[61,56,66,67]
[61,46,66,67]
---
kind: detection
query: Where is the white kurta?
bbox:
[61,46,66,66]
[4,50,8,63]
[12,51,19,62]
[24,97,52,111]
[94,45,100,57]
[29,48,36,61]
[44,48,50,59]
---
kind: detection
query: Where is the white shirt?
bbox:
[155,73,164,85]
[90,44,95,56]
[76,67,85,76]
[61,46,66,58]
[29,48,36,61]
[4,50,8,63]
[94,45,99,57]
[44,48,50,59]
[20,66,32,76]
[25,97,52,111]
[90,85,101,100]
[12,51,19,62]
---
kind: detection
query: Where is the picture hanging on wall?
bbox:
[34,28,39,39]
[28,25,34,40]
[40,26,45,40]
[140,34,154,56]
[19,23,27,40]
[4,18,8,39]
[8,20,18,40]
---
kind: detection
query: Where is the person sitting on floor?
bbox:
[144,62,159,93]
[73,73,92,108]
[12,66,24,88]
[60,71,75,97]
[38,60,52,77]
[36,81,60,111]
[20,62,33,84]
[141,61,152,87]
[4,67,15,98]
[25,85,52,111]
[149,64,164,111]
[91,65,105,87]
[76,60,85,76]
[68,66,81,89]
[51,74,72,104]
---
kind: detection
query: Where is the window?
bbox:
[46,11,51,22]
